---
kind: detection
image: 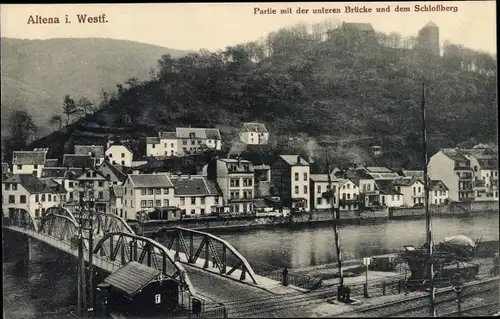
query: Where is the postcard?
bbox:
[1,2,498,319]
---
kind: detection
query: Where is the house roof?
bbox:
[242,122,268,133]
[393,177,422,187]
[253,164,270,170]
[176,127,221,140]
[368,172,400,180]
[170,175,222,197]
[429,180,449,191]
[310,174,339,182]
[12,151,46,165]
[76,168,108,180]
[219,158,254,173]
[342,22,375,32]
[477,159,498,170]
[459,148,497,160]
[111,185,124,197]
[104,261,160,297]
[402,170,424,178]
[278,155,309,166]
[74,145,105,158]
[441,148,469,163]
[41,167,69,179]
[375,180,402,195]
[40,178,67,193]
[423,21,438,28]
[365,167,393,173]
[99,161,127,183]
[107,140,133,154]
[45,159,59,167]
[159,132,177,139]
[3,174,64,194]
[146,137,160,144]
[63,154,94,168]
[128,174,174,188]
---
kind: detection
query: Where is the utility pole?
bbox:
[86,182,95,314]
[326,150,346,299]
[421,82,436,317]
[77,191,87,317]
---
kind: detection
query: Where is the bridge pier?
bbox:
[3,229,32,271]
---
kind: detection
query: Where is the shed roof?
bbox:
[242,122,268,133]
[104,261,160,297]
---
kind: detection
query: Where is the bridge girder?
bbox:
[76,211,135,236]
[162,226,259,285]
[5,208,38,232]
[93,231,196,296]
[39,213,84,249]
[43,206,77,224]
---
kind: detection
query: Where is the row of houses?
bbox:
[2,145,498,222]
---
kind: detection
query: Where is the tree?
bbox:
[76,97,94,117]
[62,94,77,126]
[3,109,38,156]
[48,114,63,130]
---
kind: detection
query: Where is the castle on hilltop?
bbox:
[415,21,440,56]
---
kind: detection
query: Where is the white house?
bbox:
[429,180,449,205]
[106,141,133,167]
[170,175,223,216]
[338,179,360,211]
[146,132,178,157]
[375,180,403,207]
[122,174,177,220]
[309,174,340,210]
[393,177,425,207]
[2,174,66,220]
[110,185,125,218]
[40,167,83,205]
[239,122,269,145]
[146,128,221,157]
[428,149,474,202]
[459,148,498,201]
[271,155,311,212]
[12,151,47,178]
[74,145,105,166]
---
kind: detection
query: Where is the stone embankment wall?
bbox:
[389,200,498,219]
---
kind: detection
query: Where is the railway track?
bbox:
[337,277,499,318]
[440,301,500,317]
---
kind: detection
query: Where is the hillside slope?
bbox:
[1,37,189,132]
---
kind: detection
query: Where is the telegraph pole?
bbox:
[421,82,436,316]
[87,182,95,314]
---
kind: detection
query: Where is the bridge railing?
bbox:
[247,259,321,290]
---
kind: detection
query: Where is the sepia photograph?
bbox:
[1,2,498,318]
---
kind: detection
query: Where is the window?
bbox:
[294,173,299,181]
[347,184,350,189]
[147,200,153,208]
[147,188,153,195]
[98,181,104,187]
[230,179,240,187]
[180,197,185,205]
[163,199,169,207]
[41,194,46,202]
[121,161,125,166]
[141,200,147,208]
[69,182,74,188]
[109,153,113,158]
[98,191,104,199]
[121,153,125,158]
[155,200,161,207]
[152,144,156,149]
[304,185,308,194]
[8,195,15,203]
[317,185,321,193]
[155,188,161,195]
[20,195,27,203]
[434,191,437,196]
[215,197,219,204]
[34,164,38,169]
[17,165,22,170]
[191,197,196,205]
[11,183,17,191]
[201,197,205,205]
[474,166,478,172]
[92,172,97,178]
[171,143,174,148]
[4,184,10,190]
[141,189,146,195]
[317,198,322,205]
[418,187,421,193]
[163,188,169,194]
[295,186,299,194]
[347,193,351,199]
[48,194,52,201]
[303,172,308,181]
[201,209,205,215]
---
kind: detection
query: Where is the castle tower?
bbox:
[416,21,440,56]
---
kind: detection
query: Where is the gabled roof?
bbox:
[365,167,393,173]
[375,180,402,195]
[219,158,254,173]
[107,140,133,154]
[429,180,448,191]
[74,145,105,158]
[40,178,67,193]
[477,159,498,170]
[342,22,375,32]
[402,170,424,178]
[170,175,222,197]
[98,161,127,183]
[310,174,339,182]
[127,174,173,188]
[175,127,221,140]
[111,185,124,197]
[76,168,108,180]
[242,122,268,133]
[12,151,46,165]
[45,159,59,167]
[104,261,160,297]
[63,154,94,168]
[159,132,177,139]
[3,174,63,194]
[146,137,160,144]
[41,167,68,179]
[393,177,423,187]
[441,148,469,163]
[278,155,309,166]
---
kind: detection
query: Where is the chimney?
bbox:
[188,173,191,180]
[297,155,301,164]
[237,156,241,166]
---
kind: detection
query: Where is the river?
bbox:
[3,214,499,318]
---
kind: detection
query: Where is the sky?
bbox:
[0,2,496,54]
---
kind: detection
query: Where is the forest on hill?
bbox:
[7,22,497,171]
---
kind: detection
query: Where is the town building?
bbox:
[429,180,449,205]
[122,174,176,220]
[170,175,223,216]
[338,179,360,211]
[62,154,94,169]
[416,21,440,56]
[309,174,340,211]
[2,162,10,174]
[110,185,124,218]
[105,141,134,167]
[74,168,111,213]
[344,169,381,209]
[239,122,269,145]
[206,158,254,214]
[12,150,47,178]
[459,148,498,201]
[334,22,378,48]
[45,159,59,167]
[393,177,425,207]
[74,144,105,166]
[97,161,128,186]
[400,170,424,179]
[428,149,474,202]
[40,167,83,205]
[146,128,222,157]
[2,174,66,220]
[375,180,403,207]
[271,155,311,212]
[358,167,401,181]
[253,164,274,198]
